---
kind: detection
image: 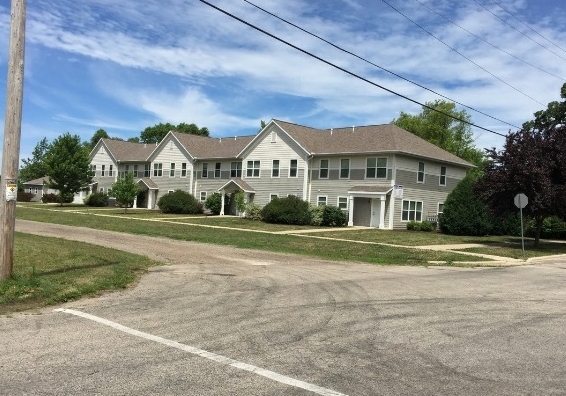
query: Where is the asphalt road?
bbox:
[1,220,565,395]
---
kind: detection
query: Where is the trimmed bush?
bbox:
[261,195,311,225]
[204,192,222,215]
[418,220,435,232]
[245,203,262,220]
[158,190,203,214]
[84,192,109,207]
[406,220,420,231]
[17,192,34,202]
[321,205,347,227]
[309,205,324,226]
[41,193,58,203]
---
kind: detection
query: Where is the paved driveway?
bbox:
[1,220,565,395]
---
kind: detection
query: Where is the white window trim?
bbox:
[317,195,328,206]
[200,191,207,202]
[271,131,277,143]
[231,162,242,178]
[170,163,176,178]
[214,162,221,179]
[366,157,387,179]
[202,163,208,178]
[337,196,348,210]
[439,166,447,186]
[417,162,425,184]
[401,199,424,222]
[339,158,350,179]
[101,165,106,177]
[181,163,187,178]
[438,202,444,214]
[153,163,163,177]
[319,159,329,179]
[289,159,298,178]
[272,160,280,178]
[269,193,279,201]
[246,160,261,178]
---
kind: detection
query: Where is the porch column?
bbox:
[379,196,386,229]
[133,196,137,209]
[220,189,225,215]
[348,195,354,226]
[148,190,153,209]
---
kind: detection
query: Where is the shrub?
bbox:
[321,205,347,227]
[84,192,109,207]
[17,192,34,202]
[41,193,58,203]
[526,216,566,240]
[406,220,420,231]
[309,205,324,226]
[261,195,311,225]
[245,203,262,220]
[418,220,435,232]
[440,174,493,236]
[158,190,203,214]
[204,192,222,215]
[58,192,75,204]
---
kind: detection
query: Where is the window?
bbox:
[202,163,208,178]
[246,160,260,177]
[366,157,387,178]
[402,200,423,222]
[272,160,280,177]
[170,163,176,177]
[214,162,221,178]
[340,159,350,179]
[34,187,38,194]
[90,164,96,175]
[133,165,139,178]
[109,165,113,177]
[271,131,277,143]
[101,165,105,177]
[181,163,187,177]
[231,162,242,178]
[153,163,163,177]
[317,196,327,206]
[438,203,444,214]
[289,159,298,177]
[439,166,446,186]
[270,194,279,201]
[200,191,207,202]
[337,197,348,210]
[417,162,425,183]
[144,164,150,177]
[99,187,104,193]
[319,159,329,179]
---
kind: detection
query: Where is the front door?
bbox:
[370,198,381,228]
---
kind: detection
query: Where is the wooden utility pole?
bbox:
[0,0,26,280]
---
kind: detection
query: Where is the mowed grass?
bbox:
[458,241,566,259]
[0,232,160,314]
[16,205,486,265]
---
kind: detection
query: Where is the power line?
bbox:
[380,0,545,106]
[489,0,566,55]
[412,0,565,81]
[242,0,521,130]
[472,0,566,62]
[197,0,507,137]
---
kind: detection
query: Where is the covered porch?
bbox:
[217,178,255,216]
[135,178,159,209]
[347,185,393,229]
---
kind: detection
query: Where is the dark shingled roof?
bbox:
[273,119,473,167]
[23,176,49,185]
[172,132,255,159]
[101,139,156,162]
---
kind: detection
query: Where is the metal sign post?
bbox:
[514,193,528,259]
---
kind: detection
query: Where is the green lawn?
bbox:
[16,205,487,265]
[457,240,566,259]
[0,232,160,314]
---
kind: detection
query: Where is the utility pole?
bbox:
[0,0,26,280]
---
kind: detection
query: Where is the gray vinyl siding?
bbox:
[241,125,307,206]
[90,145,118,193]
[390,154,468,229]
[311,155,393,181]
[151,137,194,204]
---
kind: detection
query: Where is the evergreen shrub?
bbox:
[84,192,109,207]
[158,190,203,214]
[261,195,311,225]
[204,192,222,215]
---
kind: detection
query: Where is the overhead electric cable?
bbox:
[472,0,566,62]
[242,0,521,130]
[412,0,565,81]
[489,0,566,54]
[380,0,545,106]
[197,0,507,137]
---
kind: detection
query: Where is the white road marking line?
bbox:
[54,308,348,396]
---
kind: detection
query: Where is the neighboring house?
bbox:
[22,176,60,202]
[88,119,473,229]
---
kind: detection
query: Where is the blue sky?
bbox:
[1,0,565,167]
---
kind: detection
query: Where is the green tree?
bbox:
[140,122,209,144]
[258,120,267,132]
[19,137,50,187]
[88,129,110,150]
[109,172,140,213]
[44,133,94,206]
[127,137,140,143]
[392,100,485,166]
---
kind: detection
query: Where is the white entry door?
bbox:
[370,198,381,228]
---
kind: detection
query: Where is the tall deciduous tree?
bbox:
[88,129,110,150]
[19,137,50,185]
[44,133,94,205]
[109,172,140,213]
[475,84,566,247]
[392,100,485,166]
[140,122,209,143]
